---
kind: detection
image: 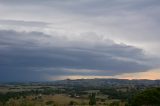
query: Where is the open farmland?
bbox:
[0,79,160,106]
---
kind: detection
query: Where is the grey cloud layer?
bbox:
[1,0,160,54]
[0,0,160,81]
[0,30,157,81]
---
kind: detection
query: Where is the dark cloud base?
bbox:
[0,30,155,81]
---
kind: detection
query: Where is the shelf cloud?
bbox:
[0,0,160,81]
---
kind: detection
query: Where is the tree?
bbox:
[131,87,160,106]
[89,93,96,105]
[69,100,78,106]
[109,101,119,106]
[46,101,56,106]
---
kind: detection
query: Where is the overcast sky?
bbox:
[0,0,160,82]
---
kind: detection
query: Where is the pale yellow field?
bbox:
[42,94,89,105]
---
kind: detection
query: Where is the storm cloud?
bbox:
[0,0,160,81]
[0,30,158,81]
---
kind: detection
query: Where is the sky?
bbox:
[0,0,160,82]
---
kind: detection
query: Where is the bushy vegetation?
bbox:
[89,93,96,105]
[130,87,160,106]
[0,79,160,106]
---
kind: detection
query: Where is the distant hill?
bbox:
[52,79,160,88]
[1,79,160,88]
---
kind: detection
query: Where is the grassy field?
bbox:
[0,85,56,93]
[43,94,89,105]
[0,85,126,106]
